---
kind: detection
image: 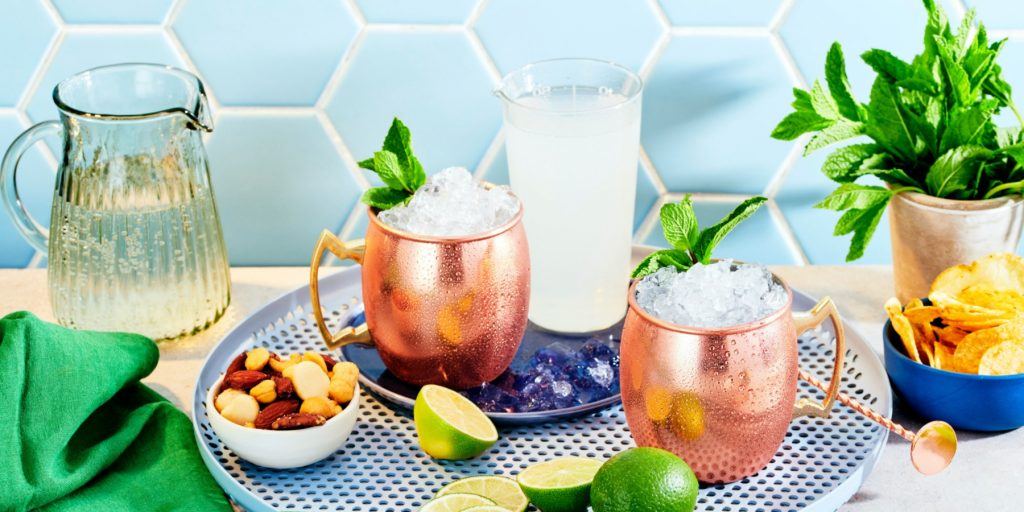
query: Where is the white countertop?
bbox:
[2,266,1019,511]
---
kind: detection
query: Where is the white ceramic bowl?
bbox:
[206,376,360,468]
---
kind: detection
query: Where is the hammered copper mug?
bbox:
[309,204,530,389]
[620,274,845,484]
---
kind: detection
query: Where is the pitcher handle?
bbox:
[0,120,62,254]
[310,229,373,350]
[792,296,846,419]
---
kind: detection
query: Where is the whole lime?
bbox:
[590,447,698,512]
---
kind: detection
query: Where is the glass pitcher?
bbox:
[0,63,231,340]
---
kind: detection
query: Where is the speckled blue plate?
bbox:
[341,317,623,425]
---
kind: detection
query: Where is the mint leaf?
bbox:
[825,43,862,121]
[372,150,408,191]
[934,35,973,104]
[810,80,841,120]
[815,183,892,210]
[361,186,409,209]
[792,87,814,112]
[940,101,998,154]
[693,197,768,264]
[382,117,426,191]
[845,201,888,262]
[771,111,831,140]
[873,168,919,187]
[865,77,916,160]
[805,120,865,155]
[925,145,992,198]
[659,197,699,252]
[357,157,375,171]
[631,250,693,279]
[821,144,878,183]
[862,49,917,84]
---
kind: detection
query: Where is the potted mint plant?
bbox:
[772,0,1024,302]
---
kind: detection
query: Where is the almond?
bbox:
[271,412,326,430]
[254,399,299,429]
[224,370,267,390]
[321,353,338,371]
[225,352,247,376]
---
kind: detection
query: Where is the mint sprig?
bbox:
[631,195,768,279]
[358,117,426,209]
[771,0,1024,261]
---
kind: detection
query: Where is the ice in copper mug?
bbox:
[310,168,530,389]
[620,262,845,483]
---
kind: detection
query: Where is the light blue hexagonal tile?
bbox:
[174,0,358,106]
[657,0,782,27]
[476,0,662,74]
[327,31,500,178]
[643,198,798,264]
[643,36,792,194]
[206,113,361,265]
[964,0,1024,29]
[355,0,478,23]
[775,145,892,264]
[480,143,659,232]
[781,0,928,100]
[0,114,55,267]
[25,31,184,123]
[0,1,57,106]
[52,0,173,24]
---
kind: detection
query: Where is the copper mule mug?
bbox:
[620,275,845,483]
[309,206,530,389]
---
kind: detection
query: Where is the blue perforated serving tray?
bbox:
[191,265,890,511]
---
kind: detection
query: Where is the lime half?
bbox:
[516,457,604,512]
[437,476,529,512]
[419,493,495,512]
[414,385,498,460]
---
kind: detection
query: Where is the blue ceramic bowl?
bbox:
[883,320,1024,431]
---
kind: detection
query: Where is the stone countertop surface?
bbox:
[1,266,1019,511]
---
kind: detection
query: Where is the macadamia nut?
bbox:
[214,388,246,412]
[220,393,260,425]
[289,360,330,400]
[302,352,328,374]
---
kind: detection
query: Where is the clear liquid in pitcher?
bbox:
[48,159,230,340]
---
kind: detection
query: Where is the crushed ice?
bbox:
[635,260,787,328]
[377,167,519,236]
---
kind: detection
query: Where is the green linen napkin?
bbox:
[0,311,231,512]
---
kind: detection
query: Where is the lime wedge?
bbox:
[419,493,495,512]
[437,476,529,512]
[516,457,604,512]
[414,385,498,460]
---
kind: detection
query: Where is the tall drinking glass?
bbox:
[495,59,643,333]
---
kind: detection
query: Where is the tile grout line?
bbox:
[316,110,369,267]
[767,198,810,265]
[465,0,490,28]
[633,194,667,244]
[638,145,668,195]
[344,0,367,26]
[316,29,368,110]
[466,28,503,85]
[763,137,808,199]
[473,129,505,181]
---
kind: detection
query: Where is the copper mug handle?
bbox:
[310,229,373,350]
[791,296,846,418]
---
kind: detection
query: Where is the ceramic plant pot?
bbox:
[889,191,1024,303]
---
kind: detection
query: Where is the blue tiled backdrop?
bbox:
[1,0,1020,267]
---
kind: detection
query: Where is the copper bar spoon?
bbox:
[799,369,957,475]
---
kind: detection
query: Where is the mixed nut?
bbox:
[214,347,358,430]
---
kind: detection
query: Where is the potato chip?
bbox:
[903,305,941,325]
[952,319,1024,373]
[934,325,969,346]
[886,298,921,363]
[930,252,1024,297]
[958,287,1024,314]
[932,342,956,371]
[978,340,1024,375]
